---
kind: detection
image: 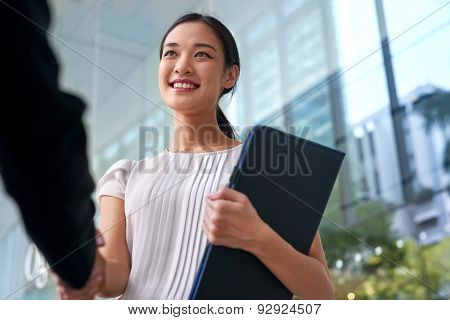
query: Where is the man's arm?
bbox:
[0,0,96,289]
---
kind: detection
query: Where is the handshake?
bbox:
[51,230,106,300]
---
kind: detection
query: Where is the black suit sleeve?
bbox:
[0,0,96,288]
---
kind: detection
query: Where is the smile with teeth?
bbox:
[172,82,199,90]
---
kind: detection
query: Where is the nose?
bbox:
[174,55,193,75]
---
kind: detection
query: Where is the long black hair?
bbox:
[159,13,240,140]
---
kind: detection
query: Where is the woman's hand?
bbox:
[202,187,268,252]
[203,188,333,299]
[52,230,106,300]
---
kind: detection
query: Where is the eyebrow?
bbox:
[163,42,217,52]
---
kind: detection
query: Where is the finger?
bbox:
[206,198,239,214]
[207,187,246,202]
[203,206,212,226]
[58,289,69,300]
[56,285,67,300]
[59,279,94,296]
[58,286,79,298]
[54,277,67,287]
[84,269,104,292]
[203,221,225,245]
[56,273,100,299]
[52,272,69,288]
[202,221,217,244]
[50,272,60,283]
[56,284,66,294]
[202,220,211,235]
[55,280,76,296]
[95,229,105,247]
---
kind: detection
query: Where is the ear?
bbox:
[223,65,239,89]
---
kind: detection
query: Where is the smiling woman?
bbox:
[158,14,240,143]
[75,12,334,300]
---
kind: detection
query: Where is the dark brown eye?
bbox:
[163,50,177,57]
[195,52,211,58]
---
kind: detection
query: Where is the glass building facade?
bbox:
[1,0,449,299]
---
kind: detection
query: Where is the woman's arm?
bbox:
[203,187,333,300]
[96,196,131,298]
[248,228,333,299]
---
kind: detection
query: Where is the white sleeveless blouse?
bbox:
[96,144,243,299]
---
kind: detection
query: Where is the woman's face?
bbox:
[159,21,236,115]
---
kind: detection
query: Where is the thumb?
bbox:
[95,229,105,247]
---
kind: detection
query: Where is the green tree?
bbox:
[321,199,392,266]
[353,238,450,299]
[321,193,450,299]
[413,88,450,172]
[330,237,450,299]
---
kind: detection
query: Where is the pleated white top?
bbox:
[96,143,243,299]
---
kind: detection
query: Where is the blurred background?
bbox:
[1,0,449,299]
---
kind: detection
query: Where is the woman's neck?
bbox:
[168,112,239,153]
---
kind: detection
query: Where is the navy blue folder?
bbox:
[189,125,345,299]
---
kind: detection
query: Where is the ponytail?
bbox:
[216,106,238,140]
